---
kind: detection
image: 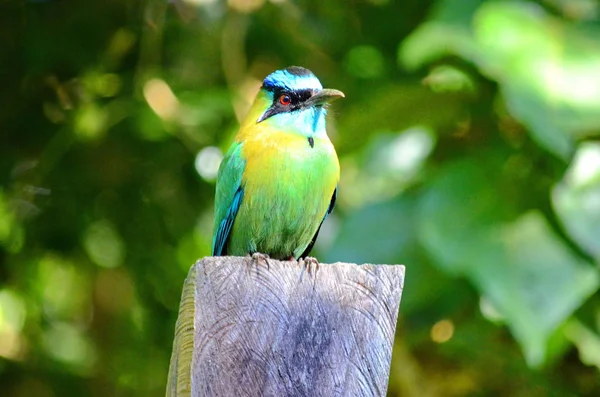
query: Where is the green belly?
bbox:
[227,145,336,259]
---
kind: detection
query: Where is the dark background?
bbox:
[1,0,600,395]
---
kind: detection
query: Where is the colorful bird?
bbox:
[212,66,343,262]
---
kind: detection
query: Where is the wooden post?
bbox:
[167,256,405,397]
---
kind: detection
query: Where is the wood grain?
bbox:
[167,257,405,397]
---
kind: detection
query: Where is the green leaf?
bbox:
[324,196,417,265]
[552,142,600,260]
[398,0,484,70]
[400,1,600,159]
[417,157,515,274]
[564,319,600,370]
[418,157,599,366]
[469,211,599,367]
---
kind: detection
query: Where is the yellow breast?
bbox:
[239,123,339,192]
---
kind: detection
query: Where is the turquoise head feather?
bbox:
[257,66,344,138]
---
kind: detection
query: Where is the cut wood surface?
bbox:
[167,256,405,397]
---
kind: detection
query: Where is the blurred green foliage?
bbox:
[1,0,600,395]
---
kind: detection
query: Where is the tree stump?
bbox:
[167,257,405,397]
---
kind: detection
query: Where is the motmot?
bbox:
[212,66,343,262]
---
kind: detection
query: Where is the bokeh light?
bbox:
[144,79,180,121]
[83,220,125,269]
[194,146,223,182]
[430,319,455,344]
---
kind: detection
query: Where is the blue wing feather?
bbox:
[213,187,244,256]
[211,142,246,256]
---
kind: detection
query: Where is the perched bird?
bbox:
[212,66,343,261]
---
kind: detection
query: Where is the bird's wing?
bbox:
[212,142,246,256]
[299,187,337,259]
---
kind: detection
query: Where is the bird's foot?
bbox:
[298,256,320,275]
[246,252,271,271]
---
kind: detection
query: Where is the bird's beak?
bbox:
[307,88,345,107]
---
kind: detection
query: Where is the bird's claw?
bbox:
[298,256,320,275]
[246,252,271,271]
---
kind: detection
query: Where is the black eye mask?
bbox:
[257,88,315,123]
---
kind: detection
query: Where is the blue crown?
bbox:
[263,66,323,92]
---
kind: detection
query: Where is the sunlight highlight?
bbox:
[567,143,600,188]
[0,289,26,360]
[144,78,180,120]
[387,127,435,175]
[540,59,600,107]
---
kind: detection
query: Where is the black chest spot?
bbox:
[308,137,314,148]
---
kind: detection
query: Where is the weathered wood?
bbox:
[167,257,405,397]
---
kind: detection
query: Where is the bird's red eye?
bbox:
[279,94,291,106]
